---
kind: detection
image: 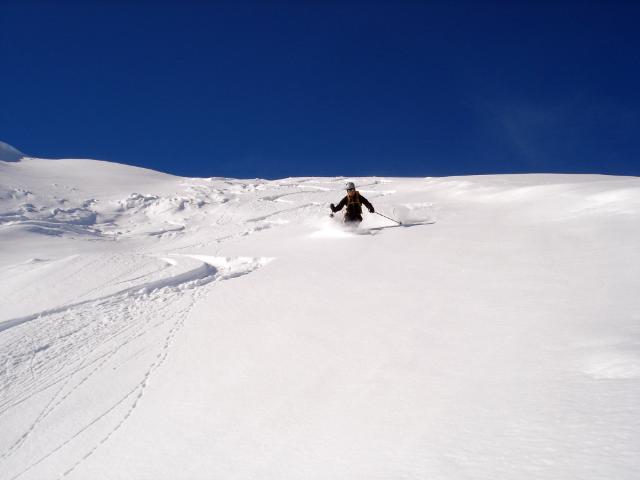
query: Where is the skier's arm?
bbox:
[360,195,374,213]
[331,197,347,213]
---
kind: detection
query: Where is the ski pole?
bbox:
[375,211,402,225]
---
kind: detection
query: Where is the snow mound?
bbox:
[0,141,25,162]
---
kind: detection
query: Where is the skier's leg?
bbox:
[343,214,362,226]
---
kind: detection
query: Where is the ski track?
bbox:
[245,202,321,223]
[0,253,270,479]
[0,173,409,478]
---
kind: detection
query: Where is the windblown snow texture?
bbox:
[1,155,639,479]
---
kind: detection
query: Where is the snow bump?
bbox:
[0,141,25,162]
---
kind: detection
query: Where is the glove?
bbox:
[368,206,375,213]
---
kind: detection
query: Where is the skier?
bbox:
[330,182,374,225]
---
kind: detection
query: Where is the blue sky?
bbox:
[1,1,638,178]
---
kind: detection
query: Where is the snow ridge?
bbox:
[0,142,25,162]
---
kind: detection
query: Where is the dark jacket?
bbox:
[331,191,374,221]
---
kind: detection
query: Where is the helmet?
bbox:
[345,182,356,191]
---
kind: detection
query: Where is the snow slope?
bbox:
[1,155,639,479]
[0,142,25,162]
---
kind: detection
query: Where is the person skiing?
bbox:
[330,182,374,224]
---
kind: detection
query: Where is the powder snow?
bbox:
[1,155,639,479]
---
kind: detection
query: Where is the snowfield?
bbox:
[1,153,639,479]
